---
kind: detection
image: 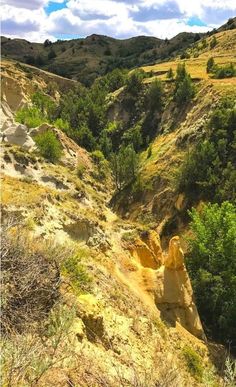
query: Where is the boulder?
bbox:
[3,124,35,150]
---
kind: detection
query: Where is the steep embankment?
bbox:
[0,60,224,386]
[110,28,236,240]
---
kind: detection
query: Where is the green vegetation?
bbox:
[213,63,236,79]
[177,99,236,202]
[2,32,204,86]
[166,67,174,79]
[15,106,45,128]
[210,36,217,49]
[62,251,91,295]
[174,63,195,105]
[206,58,236,78]
[111,144,138,190]
[35,130,62,163]
[182,346,203,380]
[206,57,215,73]
[186,202,236,348]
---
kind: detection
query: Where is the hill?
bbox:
[1,20,236,386]
[1,32,204,86]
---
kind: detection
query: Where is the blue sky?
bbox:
[1,0,236,42]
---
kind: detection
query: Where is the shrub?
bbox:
[186,202,236,348]
[76,161,86,178]
[35,130,62,163]
[90,150,105,164]
[213,63,236,79]
[182,346,203,380]
[62,251,91,294]
[15,106,45,128]
[53,118,70,131]
[0,221,62,335]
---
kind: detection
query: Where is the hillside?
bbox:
[1,32,204,86]
[1,21,236,387]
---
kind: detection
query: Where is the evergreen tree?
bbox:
[206,57,215,73]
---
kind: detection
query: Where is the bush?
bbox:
[182,346,203,380]
[213,63,236,79]
[62,251,91,294]
[35,130,62,163]
[0,221,62,334]
[15,106,45,128]
[186,202,236,348]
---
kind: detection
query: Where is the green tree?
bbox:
[174,65,195,106]
[122,123,143,152]
[186,202,236,347]
[111,145,138,190]
[210,36,217,49]
[76,125,96,152]
[99,130,113,159]
[48,49,56,60]
[145,79,163,112]
[125,70,144,96]
[35,130,62,163]
[206,57,215,73]
[166,67,174,79]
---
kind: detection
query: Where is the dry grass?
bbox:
[142,29,236,87]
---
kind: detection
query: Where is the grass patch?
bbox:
[182,345,203,380]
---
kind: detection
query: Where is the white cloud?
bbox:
[1,0,235,41]
[1,0,64,10]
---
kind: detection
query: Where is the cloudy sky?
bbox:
[1,0,236,42]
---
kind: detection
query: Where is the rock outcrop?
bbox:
[3,123,35,150]
[127,231,205,340]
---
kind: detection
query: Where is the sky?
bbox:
[1,0,236,42]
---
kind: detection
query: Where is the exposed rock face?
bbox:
[165,236,184,270]
[3,124,35,150]
[128,231,163,269]
[127,231,205,340]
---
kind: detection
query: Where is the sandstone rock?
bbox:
[3,124,35,150]
[165,236,184,270]
[143,230,163,265]
[129,230,163,269]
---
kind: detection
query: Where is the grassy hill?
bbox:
[142,28,236,85]
[1,32,204,86]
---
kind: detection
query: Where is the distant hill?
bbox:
[1,32,204,86]
[1,17,235,86]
